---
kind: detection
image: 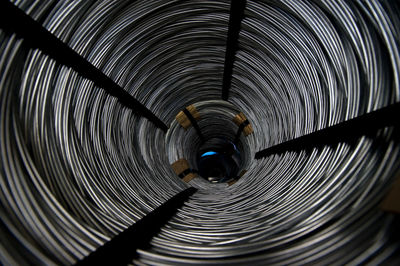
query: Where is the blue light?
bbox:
[201,151,217,157]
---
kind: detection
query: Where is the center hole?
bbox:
[197,138,241,183]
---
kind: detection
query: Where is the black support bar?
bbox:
[183,108,205,143]
[255,102,400,159]
[222,0,247,101]
[76,187,197,266]
[0,0,168,132]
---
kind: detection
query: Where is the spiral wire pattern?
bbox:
[0,0,400,265]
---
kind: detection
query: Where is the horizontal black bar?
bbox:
[76,187,197,266]
[255,102,400,159]
[0,1,168,132]
[222,0,247,101]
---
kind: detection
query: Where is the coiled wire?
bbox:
[1,0,228,264]
[0,0,399,265]
[138,0,400,264]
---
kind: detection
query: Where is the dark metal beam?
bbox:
[222,0,247,101]
[76,187,197,266]
[0,0,168,132]
[255,102,400,159]
[183,108,205,143]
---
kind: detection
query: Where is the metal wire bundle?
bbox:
[137,0,400,264]
[0,0,399,265]
[0,0,229,264]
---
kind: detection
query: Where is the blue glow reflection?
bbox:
[201,151,217,157]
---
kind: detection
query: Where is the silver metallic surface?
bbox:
[0,0,399,265]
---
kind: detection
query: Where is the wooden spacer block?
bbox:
[182,173,196,183]
[175,105,200,130]
[233,112,253,136]
[171,159,196,183]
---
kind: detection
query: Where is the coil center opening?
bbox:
[197,137,241,183]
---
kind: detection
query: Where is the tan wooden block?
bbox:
[186,105,200,120]
[233,112,246,125]
[171,159,190,175]
[171,159,196,183]
[243,123,253,136]
[182,173,196,183]
[175,105,200,130]
[233,112,253,136]
[176,111,191,129]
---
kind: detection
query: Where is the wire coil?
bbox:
[0,0,399,265]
